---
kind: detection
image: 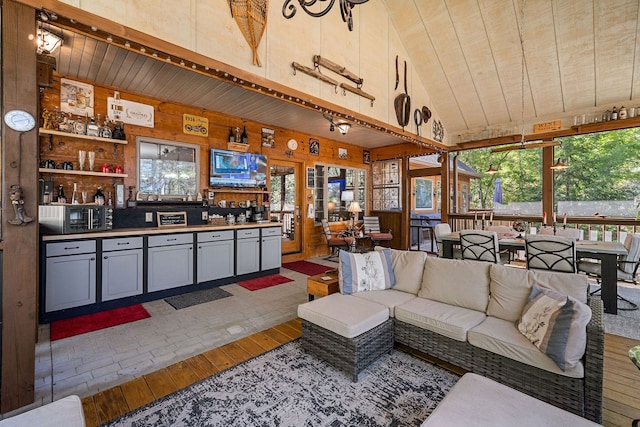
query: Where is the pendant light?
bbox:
[550,158,569,170]
[486,164,499,174]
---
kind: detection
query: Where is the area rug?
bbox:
[591,284,640,341]
[237,274,293,291]
[102,341,459,426]
[282,260,333,276]
[50,304,150,341]
[165,288,233,310]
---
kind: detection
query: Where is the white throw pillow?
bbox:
[339,249,395,294]
[376,247,427,294]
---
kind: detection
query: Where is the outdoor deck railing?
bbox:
[449,213,640,242]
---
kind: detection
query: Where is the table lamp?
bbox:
[347,200,362,231]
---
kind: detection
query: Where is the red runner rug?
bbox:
[282,260,333,276]
[237,274,293,291]
[50,304,151,341]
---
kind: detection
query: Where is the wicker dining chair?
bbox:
[525,234,577,273]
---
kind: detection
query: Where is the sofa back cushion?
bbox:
[378,248,427,295]
[339,249,395,294]
[487,264,589,322]
[419,257,491,312]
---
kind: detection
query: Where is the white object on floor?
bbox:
[0,395,85,427]
[421,373,599,427]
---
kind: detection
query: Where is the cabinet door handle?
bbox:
[212,234,220,238]
[65,246,80,250]
[104,256,109,259]
[167,238,177,241]
[117,242,130,245]
[90,257,95,261]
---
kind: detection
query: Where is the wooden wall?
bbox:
[40,73,373,261]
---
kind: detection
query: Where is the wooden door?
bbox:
[270,160,302,255]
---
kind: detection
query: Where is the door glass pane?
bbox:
[270,165,296,242]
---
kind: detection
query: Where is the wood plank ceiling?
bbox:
[45,0,640,150]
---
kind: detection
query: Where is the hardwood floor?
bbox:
[81,318,639,427]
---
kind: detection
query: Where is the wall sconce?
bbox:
[37,27,63,54]
[550,158,569,170]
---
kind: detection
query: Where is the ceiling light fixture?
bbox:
[550,158,569,170]
[36,27,63,54]
[323,113,351,135]
[486,164,499,174]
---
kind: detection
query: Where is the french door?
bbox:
[269,160,302,255]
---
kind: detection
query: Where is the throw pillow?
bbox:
[517,285,592,371]
[339,249,395,294]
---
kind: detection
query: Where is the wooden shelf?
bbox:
[209,188,267,194]
[571,116,640,133]
[39,128,128,145]
[39,168,128,178]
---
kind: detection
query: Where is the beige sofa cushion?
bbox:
[297,293,388,338]
[395,297,486,342]
[376,247,428,295]
[487,264,589,322]
[352,289,416,317]
[419,257,491,312]
[468,316,584,378]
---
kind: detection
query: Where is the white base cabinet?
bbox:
[45,241,97,312]
[236,228,260,275]
[197,230,235,283]
[261,227,282,270]
[102,237,144,301]
[147,234,194,292]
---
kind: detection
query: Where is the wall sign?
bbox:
[183,114,209,136]
[533,120,561,133]
[107,97,154,128]
[157,211,187,227]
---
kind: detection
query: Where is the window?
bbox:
[137,137,199,198]
[313,164,367,223]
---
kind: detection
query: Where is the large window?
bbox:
[137,137,199,198]
[313,164,366,223]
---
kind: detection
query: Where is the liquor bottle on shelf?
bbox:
[235,127,241,143]
[241,126,248,144]
[228,127,235,142]
[107,191,113,207]
[71,183,79,205]
[94,186,105,205]
[86,115,100,137]
[611,106,619,120]
[57,184,66,204]
[73,114,87,135]
[99,118,112,139]
[619,106,628,119]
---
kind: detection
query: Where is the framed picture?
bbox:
[363,149,370,164]
[415,178,433,209]
[306,167,315,188]
[60,78,94,117]
[261,127,275,148]
[309,138,319,155]
[338,148,347,159]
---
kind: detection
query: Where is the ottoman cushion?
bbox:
[298,293,389,338]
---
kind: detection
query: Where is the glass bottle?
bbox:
[86,115,100,136]
[57,184,66,204]
[235,127,241,143]
[71,183,79,205]
[611,106,618,120]
[241,126,248,144]
[99,118,112,139]
[619,106,628,119]
[73,114,87,134]
[107,191,113,207]
[228,127,235,143]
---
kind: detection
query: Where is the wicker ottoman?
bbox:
[298,293,393,381]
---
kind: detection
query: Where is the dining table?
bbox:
[440,233,628,315]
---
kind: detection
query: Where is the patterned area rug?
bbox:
[102,341,459,426]
[164,288,233,310]
[282,260,333,276]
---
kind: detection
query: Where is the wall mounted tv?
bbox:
[209,148,267,188]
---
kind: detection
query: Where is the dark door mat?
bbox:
[165,287,233,310]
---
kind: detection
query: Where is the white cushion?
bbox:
[395,297,486,342]
[297,293,389,338]
[377,247,427,294]
[0,395,86,427]
[352,289,417,317]
[339,249,395,294]
[487,264,589,323]
[467,316,584,378]
[421,373,600,427]
[419,257,491,312]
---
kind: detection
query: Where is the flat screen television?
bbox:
[209,148,267,188]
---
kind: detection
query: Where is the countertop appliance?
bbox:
[39,204,113,234]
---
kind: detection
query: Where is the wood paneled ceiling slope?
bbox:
[36,0,640,153]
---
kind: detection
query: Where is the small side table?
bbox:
[307,272,339,301]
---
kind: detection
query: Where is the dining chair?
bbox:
[362,216,393,247]
[321,219,354,260]
[487,225,517,262]
[459,230,501,263]
[578,233,640,310]
[525,234,577,273]
[434,223,461,258]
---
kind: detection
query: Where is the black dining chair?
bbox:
[525,234,577,273]
[459,230,501,263]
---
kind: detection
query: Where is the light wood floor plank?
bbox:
[262,327,291,345]
[93,387,129,424]
[186,354,220,380]
[203,347,236,371]
[219,342,252,363]
[247,331,281,351]
[166,360,200,390]
[144,368,178,399]
[120,376,155,411]
[80,396,100,427]
[273,322,301,340]
[235,335,269,357]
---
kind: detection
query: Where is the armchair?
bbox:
[321,219,354,260]
[362,216,393,247]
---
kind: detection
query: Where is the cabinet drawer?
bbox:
[103,236,143,251]
[236,228,260,239]
[46,240,96,257]
[262,227,281,237]
[197,230,234,243]
[148,233,193,247]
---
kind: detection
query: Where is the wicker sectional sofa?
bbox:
[339,249,604,423]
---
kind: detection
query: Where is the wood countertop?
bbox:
[41,222,283,241]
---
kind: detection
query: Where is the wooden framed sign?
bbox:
[157,211,187,227]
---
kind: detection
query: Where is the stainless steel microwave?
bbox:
[39,204,113,234]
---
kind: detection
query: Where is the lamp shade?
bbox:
[347,201,362,213]
[341,190,354,202]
